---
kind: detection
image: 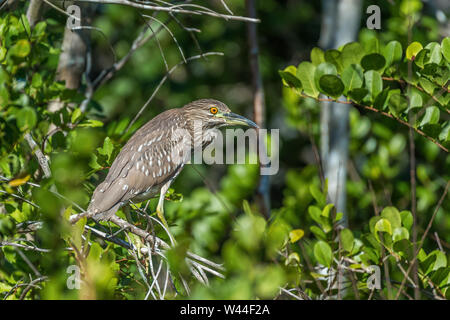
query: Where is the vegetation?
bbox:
[0,0,449,300]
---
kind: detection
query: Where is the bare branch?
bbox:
[73,0,260,23]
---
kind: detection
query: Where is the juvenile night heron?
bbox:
[86,99,258,227]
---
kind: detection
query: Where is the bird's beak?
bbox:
[222,112,259,128]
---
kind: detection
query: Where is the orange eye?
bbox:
[210,107,218,114]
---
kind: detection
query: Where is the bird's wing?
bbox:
[88,109,190,216]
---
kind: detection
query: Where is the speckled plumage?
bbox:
[87,99,232,221]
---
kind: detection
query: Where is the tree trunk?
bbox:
[319,0,362,226]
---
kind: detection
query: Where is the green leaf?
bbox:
[297,62,319,98]
[289,229,305,243]
[310,47,325,66]
[310,225,327,240]
[393,227,409,242]
[78,119,104,127]
[348,88,369,102]
[314,62,337,90]
[321,203,335,218]
[31,73,43,88]
[373,88,389,110]
[98,137,114,160]
[374,218,392,235]
[400,0,423,15]
[420,106,440,126]
[414,49,429,68]
[424,42,442,64]
[341,42,365,69]
[309,184,326,207]
[408,90,423,110]
[364,70,383,101]
[383,41,403,67]
[442,37,450,62]
[388,93,408,116]
[319,75,345,98]
[340,228,354,252]
[406,41,423,60]
[71,108,82,123]
[342,64,364,94]
[361,53,386,71]
[279,66,302,89]
[419,77,437,95]
[9,39,31,58]
[380,206,402,229]
[314,240,333,267]
[0,47,6,61]
[16,107,37,131]
[324,49,343,73]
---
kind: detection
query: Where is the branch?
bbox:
[73,0,260,23]
[299,94,449,153]
[24,133,52,178]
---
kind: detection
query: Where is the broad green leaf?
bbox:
[324,49,343,72]
[424,42,442,64]
[388,93,408,116]
[419,77,437,95]
[279,67,302,89]
[9,39,31,58]
[442,37,450,62]
[439,122,450,142]
[383,41,402,67]
[364,70,383,101]
[289,229,305,243]
[414,49,429,68]
[342,64,364,94]
[400,0,423,15]
[420,106,440,126]
[314,62,337,90]
[393,227,409,242]
[16,107,37,131]
[361,36,380,54]
[361,53,386,71]
[31,73,43,88]
[310,47,325,66]
[406,41,423,60]
[310,225,327,240]
[340,228,354,252]
[341,42,365,69]
[319,75,345,98]
[0,47,6,61]
[348,88,369,102]
[408,90,422,110]
[381,206,402,228]
[98,137,114,160]
[309,184,326,207]
[297,62,319,98]
[373,88,389,110]
[314,240,333,267]
[71,108,82,123]
[374,218,392,235]
[400,210,413,230]
[321,203,335,218]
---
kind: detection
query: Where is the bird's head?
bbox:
[182,99,258,130]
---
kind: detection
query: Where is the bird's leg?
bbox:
[156,181,176,244]
[156,194,169,230]
[123,204,134,224]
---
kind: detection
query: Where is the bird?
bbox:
[84,99,258,229]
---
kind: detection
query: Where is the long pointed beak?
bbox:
[223,112,259,128]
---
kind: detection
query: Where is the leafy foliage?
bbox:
[279,37,450,151]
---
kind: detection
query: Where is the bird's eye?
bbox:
[210,107,218,114]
